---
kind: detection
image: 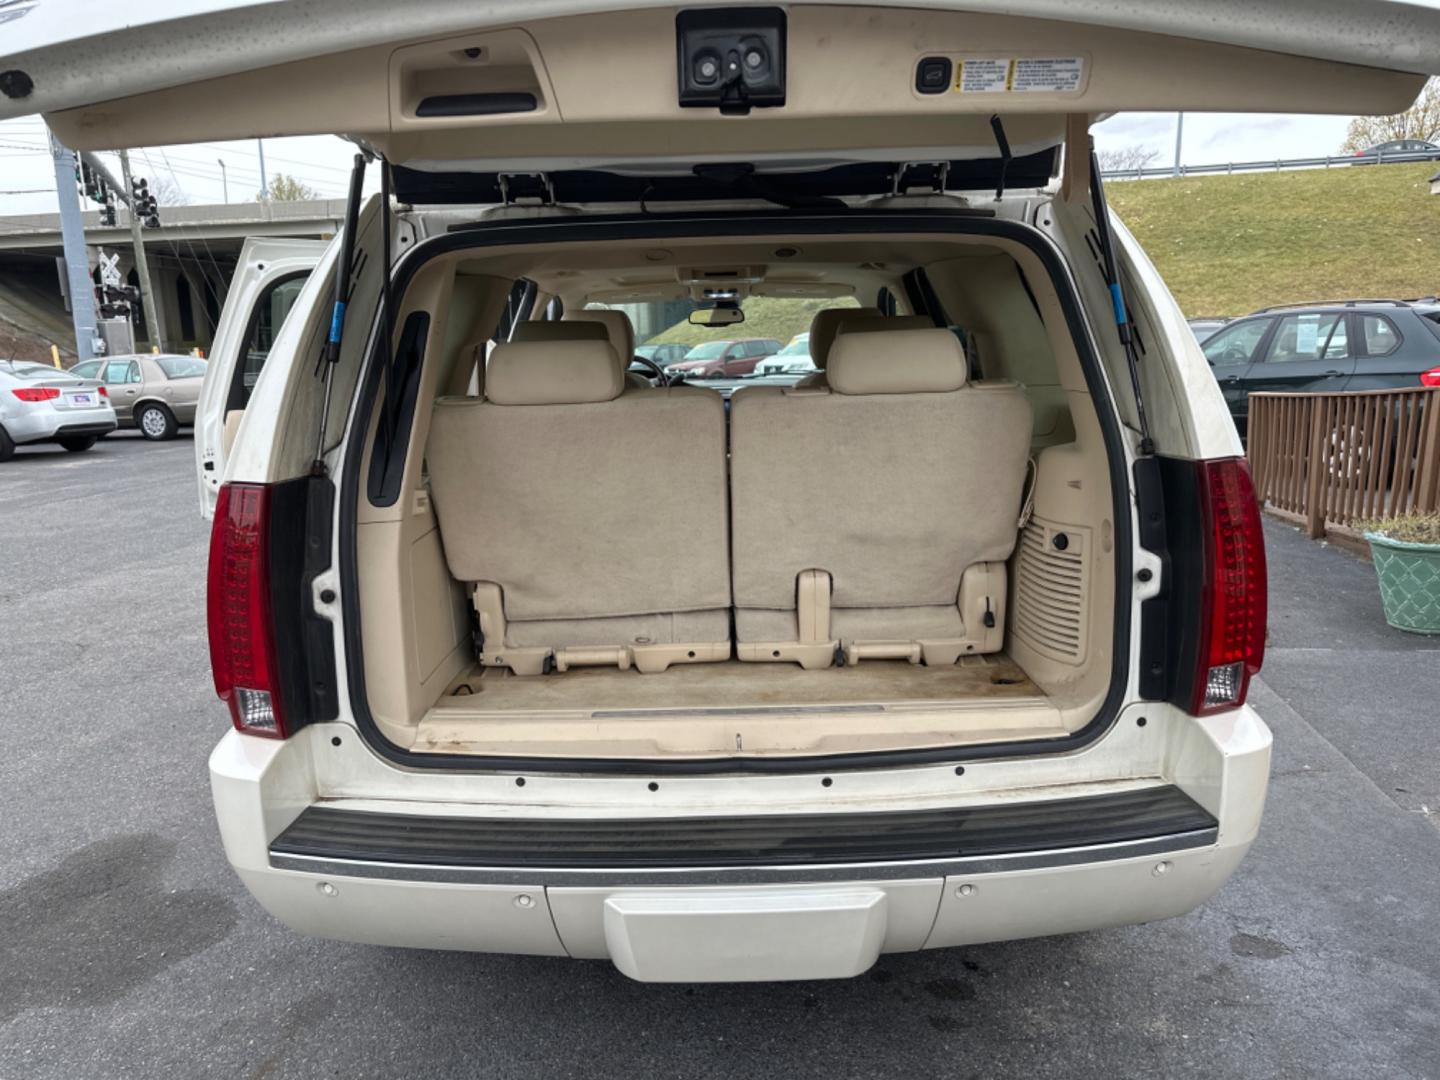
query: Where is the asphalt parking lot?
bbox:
[2,434,1437,1080]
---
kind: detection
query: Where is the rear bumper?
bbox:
[210,703,1270,980]
[7,412,117,443]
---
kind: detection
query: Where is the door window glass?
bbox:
[104,360,141,384]
[1202,319,1271,368]
[1360,315,1400,357]
[236,273,308,408]
[1267,314,1349,363]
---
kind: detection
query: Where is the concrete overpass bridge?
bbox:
[0,199,343,360]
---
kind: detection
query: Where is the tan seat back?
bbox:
[730,328,1032,668]
[428,338,731,674]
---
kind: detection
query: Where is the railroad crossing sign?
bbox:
[98,250,123,288]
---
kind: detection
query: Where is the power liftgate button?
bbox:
[915,57,952,94]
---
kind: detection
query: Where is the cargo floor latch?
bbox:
[497,172,554,207]
[893,161,950,196]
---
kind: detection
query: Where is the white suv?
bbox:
[10,0,1438,983]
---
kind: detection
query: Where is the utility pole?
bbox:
[48,130,99,361]
[256,138,269,200]
[218,158,229,203]
[1173,111,1185,178]
[117,149,165,352]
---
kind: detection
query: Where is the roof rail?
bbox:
[1251,298,1412,314]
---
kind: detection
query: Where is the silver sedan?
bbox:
[0,360,117,461]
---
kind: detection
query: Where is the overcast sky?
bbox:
[0,111,1357,217]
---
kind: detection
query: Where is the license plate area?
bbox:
[602,888,888,982]
[65,391,96,407]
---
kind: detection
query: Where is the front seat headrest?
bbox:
[808,307,884,369]
[564,309,636,369]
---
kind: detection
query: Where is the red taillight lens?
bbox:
[1420,367,1440,388]
[11,387,60,402]
[1191,458,1267,715]
[97,385,109,397]
[207,483,287,737]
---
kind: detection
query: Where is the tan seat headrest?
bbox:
[565,309,635,368]
[826,329,968,396]
[486,340,624,406]
[807,306,882,369]
[835,315,935,339]
[510,320,609,344]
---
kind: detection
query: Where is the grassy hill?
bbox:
[1107,163,1440,317]
[645,295,858,346]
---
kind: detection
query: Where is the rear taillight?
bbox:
[207,483,287,737]
[97,385,109,397]
[1190,458,1267,714]
[11,387,60,402]
[1420,366,1440,388]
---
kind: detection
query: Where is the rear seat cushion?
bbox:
[428,379,730,624]
[485,339,625,405]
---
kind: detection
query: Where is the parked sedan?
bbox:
[755,333,818,375]
[1352,139,1440,163]
[69,353,208,439]
[664,337,784,379]
[0,360,116,461]
[1201,300,1440,436]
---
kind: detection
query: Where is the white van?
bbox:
[9,1,1438,983]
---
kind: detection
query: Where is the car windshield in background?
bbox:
[682,341,730,360]
[156,356,208,379]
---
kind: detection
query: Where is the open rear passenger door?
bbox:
[195,238,328,519]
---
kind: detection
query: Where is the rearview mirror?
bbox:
[689,304,745,328]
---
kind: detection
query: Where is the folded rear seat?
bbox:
[427,335,731,675]
[729,327,1033,668]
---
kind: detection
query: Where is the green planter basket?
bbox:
[1365,533,1440,635]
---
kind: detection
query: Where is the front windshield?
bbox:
[611,296,860,384]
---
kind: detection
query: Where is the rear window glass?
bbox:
[1360,315,1400,357]
[5,364,80,381]
[156,355,208,379]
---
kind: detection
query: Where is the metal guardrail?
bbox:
[1247,387,1440,543]
[1101,149,1440,182]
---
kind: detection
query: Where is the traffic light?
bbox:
[130,176,160,228]
[101,187,117,227]
[78,162,102,203]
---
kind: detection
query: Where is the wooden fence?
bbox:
[1247,387,1440,544]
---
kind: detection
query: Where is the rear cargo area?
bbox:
[350,221,1123,761]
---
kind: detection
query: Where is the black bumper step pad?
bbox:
[271,785,1217,870]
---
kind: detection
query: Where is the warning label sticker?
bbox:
[1011,57,1085,93]
[953,57,1085,94]
[956,59,1011,94]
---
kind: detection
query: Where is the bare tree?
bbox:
[150,175,189,206]
[1096,145,1161,174]
[1340,77,1440,153]
[258,173,322,202]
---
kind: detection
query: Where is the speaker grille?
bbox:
[1012,519,1088,664]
